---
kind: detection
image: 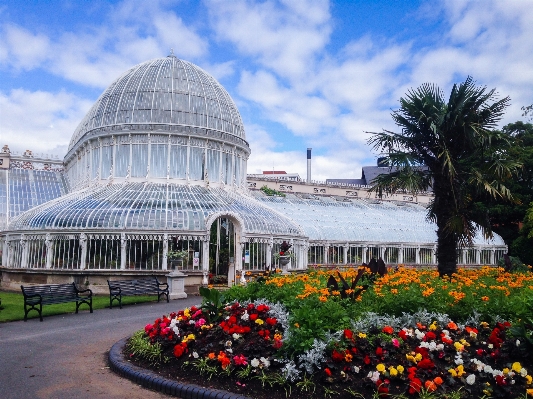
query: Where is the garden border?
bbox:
[108,337,251,399]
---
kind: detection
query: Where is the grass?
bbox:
[0,290,161,322]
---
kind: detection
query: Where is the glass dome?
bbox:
[69,55,246,151]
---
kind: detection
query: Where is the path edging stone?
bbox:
[109,337,251,399]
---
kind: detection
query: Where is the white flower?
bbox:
[483,365,493,374]
[414,329,425,340]
[488,343,494,349]
[260,357,270,368]
[226,348,233,354]
[192,351,199,359]
[510,379,515,384]
[436,344,444,351]
[225,340,232,347]
[520,368,528,377]
[466,374,476,385]
[369,371,380,383]
[251,358,260,368]
[516,339,521,347]
[352,366,360,373]
[232,333,241,340]
[241,311,249,321]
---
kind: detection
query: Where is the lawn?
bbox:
[0,290,161,322]
[128,266,533,399]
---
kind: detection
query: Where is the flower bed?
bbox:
[128,267,533,398]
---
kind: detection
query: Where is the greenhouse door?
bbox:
[209,217,235,284]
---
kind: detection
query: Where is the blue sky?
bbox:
[1,0,532,180]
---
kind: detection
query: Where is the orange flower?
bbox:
[433,377,443,385]
[208,352,216,359]
[481,296,489,301]
[424,380,437,392]
[447,321,458,330]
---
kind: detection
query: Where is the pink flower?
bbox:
[195,318,206,328]
[233,354,248,366]
[392,338,400,348]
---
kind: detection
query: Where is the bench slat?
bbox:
[107,277,169,309]
[21,282,93,322]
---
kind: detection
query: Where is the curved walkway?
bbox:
[0,296,216,399]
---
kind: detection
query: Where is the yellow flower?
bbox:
[429,322,438,331]
[527,389,533,396]
[389,367,398,377]
[457,365,465,377]
[525,375,532,384]
[184,308,191,318]
[255,319,264,325]
[414,353,422,362]
[512,362,522,373]
[449,368,457,377]
[274,333,282,340]
[454,342,464,352]
[503,367,510,375]
[376,364,386,372]
[396,365,404,373]
[358,332,367,339]
[406,354,417,364]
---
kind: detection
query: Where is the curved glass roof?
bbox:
[8,183,302,237]
[250,192,505,246]
[69,56,246,151]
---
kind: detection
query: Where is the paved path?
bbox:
[0,297,201,399]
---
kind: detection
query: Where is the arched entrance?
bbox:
[209,217,235,285]
[204,213,245,286]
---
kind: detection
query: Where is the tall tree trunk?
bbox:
[433,175,459,277]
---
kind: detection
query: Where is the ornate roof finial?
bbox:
[169,48,175,57]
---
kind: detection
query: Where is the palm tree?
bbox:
[367,77,520,276]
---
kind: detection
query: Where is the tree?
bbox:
[470,121,533,265]
[367,77,520,276]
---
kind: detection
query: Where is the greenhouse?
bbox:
[0,54,507,292]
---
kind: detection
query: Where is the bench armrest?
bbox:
[77,287,93,296]
[23,293,42,301]
[157,281,169,290]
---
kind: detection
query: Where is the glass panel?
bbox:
[91,147,100,179]
[150,144,168,177]
[131,144,148,177]
[207,149,220,182]
[115,143,129,177]
[101,146,112,179]
[170,145,187,179]
[189,147,204,181]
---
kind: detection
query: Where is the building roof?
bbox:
[68,55,246,153]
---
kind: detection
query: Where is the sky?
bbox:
[1,0,532,181]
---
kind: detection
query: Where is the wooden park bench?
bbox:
[21,283,93,322]
[107,277,169,309]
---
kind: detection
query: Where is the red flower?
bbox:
[332,349,344,362]
[382,326,394,334]
[266,317,277,326]
[375,347,383,357]
[424,331,436,341]
[324,367,332,376]
[495,375,507,386]
[364,355,371,365]
[398,330,409,341]
[417,358,434,370]
[249,313,258,321]
[408,378,422,394]
[256,304,270,312]
[173,342,187,358]
[344,329,354,339]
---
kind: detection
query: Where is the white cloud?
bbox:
[0,0,208,88]
[0,25,51,69]
[0,89,92,156]
[207,0,331,79]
